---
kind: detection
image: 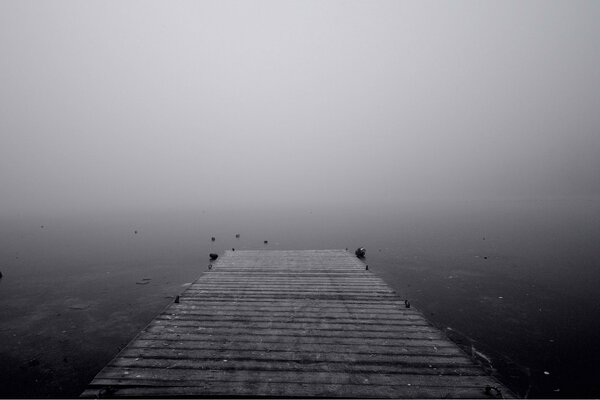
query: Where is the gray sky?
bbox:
[1,0,599,215]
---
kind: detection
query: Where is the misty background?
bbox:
[1,0,599,216]
[2,1,600,397]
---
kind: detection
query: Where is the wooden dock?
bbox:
[82,249,511,398]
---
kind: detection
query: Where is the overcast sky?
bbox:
[1,1,599,215]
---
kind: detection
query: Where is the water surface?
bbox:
[1,197,599,397]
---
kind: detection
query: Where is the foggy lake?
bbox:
[1,197,599,397]
[2,1,600,398]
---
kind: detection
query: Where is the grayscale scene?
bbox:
[1,1,599,398]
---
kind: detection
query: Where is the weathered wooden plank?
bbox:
[185,287,395,293]
[82,249,512,398]
[175,304,405,312]
[145,325,444,339]
[182,292,397,298]
[149,319,436,332]
[82,383,499,399]
[106,357,484,375]
[92,368,499,387]
[115,348,472,365]
[155,315,429,325]
[136,332,450,346]
[168,306,417,315]
[105,358,484,375]
[172,301,414,310]
[129,339,462,355]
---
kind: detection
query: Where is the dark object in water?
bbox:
[484,256,488,260]
[134,230,138,234]
[235,234,240,238]
[355,247,366,258]
[484,386,502,397]
[174,295,180,304]
[211,237,215,242]
[0,271,2,279]
[405,299,411,308]
[232,248,235,251]
[97,386,117,398]
[264,240,268,244]
[209,253,218,261]
[366,265,369,270]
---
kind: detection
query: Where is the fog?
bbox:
[1,0,599,216]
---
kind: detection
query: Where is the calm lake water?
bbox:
[1,197,599,398]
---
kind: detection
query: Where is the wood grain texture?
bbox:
[82,249,512,398]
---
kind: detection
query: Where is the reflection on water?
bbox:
[1,197,599,397]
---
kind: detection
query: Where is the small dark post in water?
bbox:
[235,234,240,238]
[405,299,410,308]
[134,230,138,234]
[209,253,218,261]
[0,271,3,279]
[264,240,268,244]
[211,237,215,242]
[355,247,366,258]
[174,295,180,304]
[366,265,369,270]
[232,248,235,251]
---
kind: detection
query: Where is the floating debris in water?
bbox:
[544,371,550,375]
[235,234,240,238]
[264,240,268,244]
[134,230,138,234]
[232,248,235,251]
[68,303,91,310]
[135,281,150,285]
[0,271,2,279]
[174,295,180,304]
[404,299,410,308]
[211,237,215,242]
[209,253,218,261]
[483,256,488,259]
[355,247,366,258]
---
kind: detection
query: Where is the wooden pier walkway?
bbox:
[82,249,511,398]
